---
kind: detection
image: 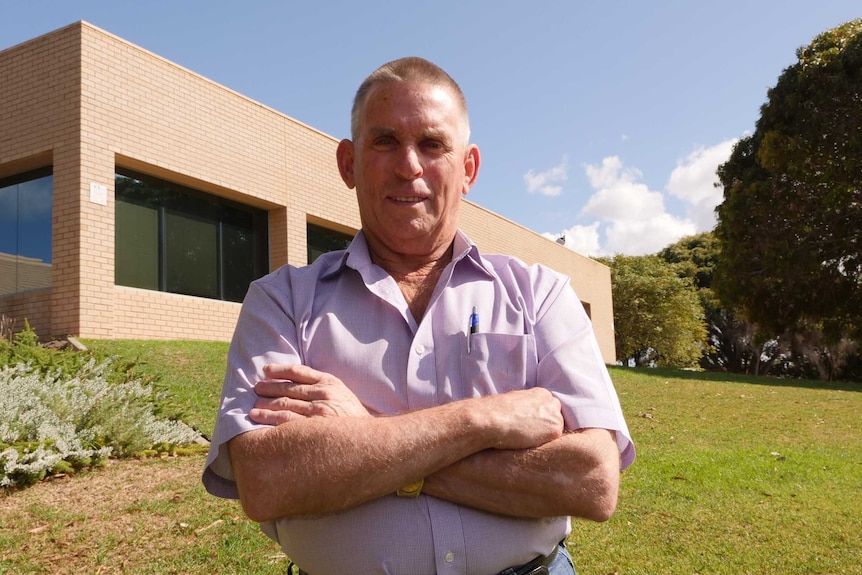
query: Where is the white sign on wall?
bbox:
[89,182,108,206]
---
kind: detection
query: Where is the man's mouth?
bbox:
[392,196,425,203]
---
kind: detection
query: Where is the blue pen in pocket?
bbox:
[467,306,478,354]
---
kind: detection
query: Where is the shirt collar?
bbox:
[451,230,496,280]
[318,229,495,282]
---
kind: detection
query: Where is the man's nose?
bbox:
[394,146,423,179]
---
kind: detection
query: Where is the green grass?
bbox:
[2,340,860,574]
[82,339,231,436]
[574,367,862,575]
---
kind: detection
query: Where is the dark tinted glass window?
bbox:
[115,169,268,302]
[307,223,354,264]
[115,199,159,290]
[222,209,259,301]
[0,168,52,295]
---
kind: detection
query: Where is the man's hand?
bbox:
[474,387,564,450]
[250,364,562,448]
[249,363,370,425]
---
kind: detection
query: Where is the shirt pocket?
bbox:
[459,333,537,397]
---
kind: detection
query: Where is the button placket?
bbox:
[404,318,437,411]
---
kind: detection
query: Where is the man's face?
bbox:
[337,80,479,258]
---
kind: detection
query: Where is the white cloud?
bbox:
[582,157,664,221]
[581,156,695,256]
[543,155,696,257]
[540,140,737,257]
[524,156,567,197]
[603,213,696,256]
[542,223,601,256]
[666,139,736,230]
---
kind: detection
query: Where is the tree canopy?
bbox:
[601,254,706,368]
[658,233,754,372]
[714,19,862,341]
[657,232,720,291]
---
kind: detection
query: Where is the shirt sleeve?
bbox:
[533,278,635,470]
[202,269,304,498]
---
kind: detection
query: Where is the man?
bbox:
[203,57,634,575]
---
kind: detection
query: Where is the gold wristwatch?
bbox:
[396,478,424,498]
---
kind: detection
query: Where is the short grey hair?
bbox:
[350,57,470,144]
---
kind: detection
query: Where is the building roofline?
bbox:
[22,20,340,145]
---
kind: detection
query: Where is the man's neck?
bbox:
[366,238,455,321]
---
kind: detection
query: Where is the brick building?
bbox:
[0,21,616,363]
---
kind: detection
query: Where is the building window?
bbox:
[307,222,354,264]
[115,168,268,303]
[0,168,53,296]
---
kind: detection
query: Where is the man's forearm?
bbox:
[230,388,564,522]
[231,406,480,521]
[423,428,620,521]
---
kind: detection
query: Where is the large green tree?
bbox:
[714,19,862,341]
[601,254,706,368]
[658,233,759,373]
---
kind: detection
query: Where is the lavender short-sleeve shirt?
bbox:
[203,230,634,575]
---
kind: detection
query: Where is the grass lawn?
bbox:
[82,338,232,436]
[1,340,860,574]
[577,368,861,574]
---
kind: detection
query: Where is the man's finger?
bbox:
[255,380,324,400]
[255,379,296,398]
[254,396,312,412]
[249,407,307,425]
[263,363,322,384]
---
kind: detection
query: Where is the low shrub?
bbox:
[0,318,201,488]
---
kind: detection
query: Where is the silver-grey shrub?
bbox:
[0,359,199,487]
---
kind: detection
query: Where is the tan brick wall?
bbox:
[112,286,240,341]
[0,290,52,338]
[0,23,83,339]
[0,21,616,363]
[71,23,362,342]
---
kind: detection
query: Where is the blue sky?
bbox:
[2,1,859,256]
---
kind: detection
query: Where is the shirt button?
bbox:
[414,344,425,355]
[444,551,455,563]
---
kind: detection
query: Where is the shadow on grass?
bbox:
[609,365,862,393]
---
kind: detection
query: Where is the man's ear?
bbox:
[462,144,481,196]
[336,139,356,189]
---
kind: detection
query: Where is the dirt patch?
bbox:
[2,456,195,513]
[0,454,259,574]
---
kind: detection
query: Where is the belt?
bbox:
[498,544,559,575]
[287,543,560,575]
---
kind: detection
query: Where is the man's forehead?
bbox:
[359,81,468,136]
[364,80,455,107]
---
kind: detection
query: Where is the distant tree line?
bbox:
[601,19,861,382]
